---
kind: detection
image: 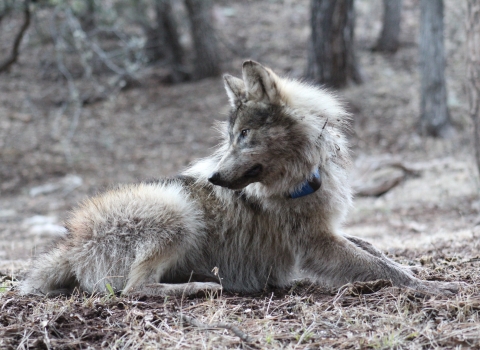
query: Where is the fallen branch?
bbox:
[352,156,421,197]
[458,257,480,265]
[0,0,31,73]
[354,171,404,197]
[180,314,255,344]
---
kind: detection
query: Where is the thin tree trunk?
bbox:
[419,0,452,137]
[144,26,164,63]
[185,0,221,80]
[374,0,402,52]
[157,0,183,66]
[306,0,362,88]
[156,0,186,83]
[0,0,31,74]
[144,0,187,83]
[79,0,96,32]
[467,0,480,175]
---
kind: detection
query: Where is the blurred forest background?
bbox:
[0,0,479,268]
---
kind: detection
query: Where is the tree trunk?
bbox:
[79,0,96,32]
[144,26,165,63]
[419,0,452,137]
[185,0,221,80]
[306,0,362,88]
[374,0,402,52]
[0,0,31,74]
[467,0,480,175]
[144,0,187,83]
[156,0,183,66]
[156,0,186,82]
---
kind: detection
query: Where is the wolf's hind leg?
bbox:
[128,282,222,297]
[68,181,207,295]
[121,240,199,295]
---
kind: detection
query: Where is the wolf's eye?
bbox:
[240,129,249,138]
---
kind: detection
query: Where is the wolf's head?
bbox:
[208,61,350,198]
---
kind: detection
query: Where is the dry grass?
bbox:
[2,246,480,349]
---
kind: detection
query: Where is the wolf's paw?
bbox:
[414,280,467,296]
[129,282,222,297]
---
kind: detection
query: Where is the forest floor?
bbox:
[1,0,480,349]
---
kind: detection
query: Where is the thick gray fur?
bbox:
[20,61,461,297]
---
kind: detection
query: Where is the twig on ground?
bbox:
[458,257,480,265]
[265,292,274,317]
[180,314,255,344]
[1,298,14,311]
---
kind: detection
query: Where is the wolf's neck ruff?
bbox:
[289,169,322,199]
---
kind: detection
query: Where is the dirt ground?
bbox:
[1,0,480,349]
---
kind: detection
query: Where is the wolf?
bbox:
[20,61,461,297]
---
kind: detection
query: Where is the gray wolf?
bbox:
[20,61,461,297]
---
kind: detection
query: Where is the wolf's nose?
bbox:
[208,172,222,185]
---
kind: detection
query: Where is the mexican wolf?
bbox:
[20,61,461,297]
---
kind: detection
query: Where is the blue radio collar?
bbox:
[289,169,322,199]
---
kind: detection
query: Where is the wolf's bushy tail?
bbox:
[19,244,77,295]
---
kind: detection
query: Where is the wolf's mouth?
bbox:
[208,164,264,190]
[243,164,263,178]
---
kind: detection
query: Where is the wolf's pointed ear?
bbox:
[242,60,279,104]
[223,74,245,108]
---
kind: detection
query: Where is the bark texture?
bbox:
[144,0,186,83]
[467,0,480,175]
[374,0,403,52]
[79,0,96,32]
[419,0,452,137]
[156,0,183,66]
[306,0,362,88]
[185,0,221,80]
[0,0,31,74]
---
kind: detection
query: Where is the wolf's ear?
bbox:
[242,60,279,104]
[223,74,245,108]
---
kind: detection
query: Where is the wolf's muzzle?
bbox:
[208,164,263,189]
[208,172,224,186]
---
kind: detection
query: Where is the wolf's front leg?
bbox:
[303,234,462,295]
[343,234,422,273]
